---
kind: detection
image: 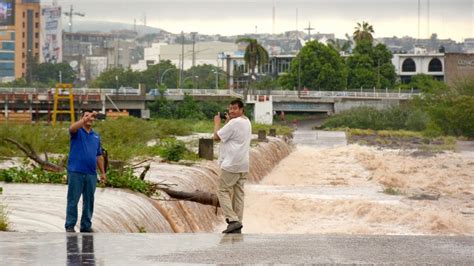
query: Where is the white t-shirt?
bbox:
[217,116,252,173]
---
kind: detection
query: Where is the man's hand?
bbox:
[214,113,222,125]
[99,173,107,185]
[82,111,97,123]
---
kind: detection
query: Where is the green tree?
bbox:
[353,21,375,43]
[184,64,227,89]
[346,40,396,89]
[34,63,76,85]
[278,40,348,90]
[235,38,269,78]
[235,38,269,95]
[91,68,140,88]
[140,60,178,90]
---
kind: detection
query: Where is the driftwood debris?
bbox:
[3,137,65,173]
[161,187,220,207]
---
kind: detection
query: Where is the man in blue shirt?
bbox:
[65,109,106,233]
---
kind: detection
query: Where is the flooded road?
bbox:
[240,123,474,235]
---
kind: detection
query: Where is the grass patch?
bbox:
[346,128,456,151]
[0,203,8,231]
[0,187,8,231]
[252,123,293,136]
[383,187,402,195]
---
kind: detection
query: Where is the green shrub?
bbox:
[0,167,65,184]
[160,138,187,162]
[0,203,8,231]
[105,167,158,197]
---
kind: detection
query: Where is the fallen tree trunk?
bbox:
[3,137,65,173]
[160,187,220,207]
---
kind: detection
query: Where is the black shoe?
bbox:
[65,227,75,233]
[228,228,242,234]
[80,228,94,233]
[222,221,242,233]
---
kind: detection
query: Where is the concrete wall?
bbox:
[247,95,273,125]
[334,99,400,113]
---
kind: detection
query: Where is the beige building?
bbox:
[444,53,474,87]
[0,0,41,81]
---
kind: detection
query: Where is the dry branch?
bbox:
[3,137,65,173]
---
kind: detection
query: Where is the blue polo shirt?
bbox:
[67,127,102,175]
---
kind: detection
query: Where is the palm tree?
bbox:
[235,38,269,96]
[353,21,375,43]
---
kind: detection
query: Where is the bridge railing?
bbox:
[0,87,419,99]
[250,90,420,99]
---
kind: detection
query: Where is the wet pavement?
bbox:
[0,233,472,265]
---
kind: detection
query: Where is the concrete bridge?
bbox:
[0,88,419,122]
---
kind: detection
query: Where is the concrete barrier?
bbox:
[0,112,32,124]
[106,110,129,120]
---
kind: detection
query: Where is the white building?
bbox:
[131,41,238,71]
[392,51,444,83]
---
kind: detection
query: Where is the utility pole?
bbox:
[179,31,184,88]
[64,5,85,33]
[191,32,197,89]
[304,22,314,40]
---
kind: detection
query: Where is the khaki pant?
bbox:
[217,169,248,223]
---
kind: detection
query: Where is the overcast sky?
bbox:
[54,0,473,41]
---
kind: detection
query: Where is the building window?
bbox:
[35,12,39,18]
[35,22,39,28]
[402,58,416,72]
[35,33,39,39]
[428,58,442,72]
[35,43,39,49]
[22,32,25,38]
[23,22,26,28]
[23,12,26,18]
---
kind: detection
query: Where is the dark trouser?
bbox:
[65,172,97,231]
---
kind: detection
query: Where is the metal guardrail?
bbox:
[0,88,419,99]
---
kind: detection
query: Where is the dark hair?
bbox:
[230,99,244,109]
[81,109,94,117]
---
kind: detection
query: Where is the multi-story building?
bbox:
[0,0,40,82]
[392,47,444,83]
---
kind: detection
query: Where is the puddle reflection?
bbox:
[66,234,96,265]
[219,234,244,245]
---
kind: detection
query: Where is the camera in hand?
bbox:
[219,111,228,119]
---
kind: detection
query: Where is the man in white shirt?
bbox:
[213,99,252,234]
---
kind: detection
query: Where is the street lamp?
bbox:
[160,68,175,85]
[115,75,119,95]
[183,75,198,88]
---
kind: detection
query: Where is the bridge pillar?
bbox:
[258,130,267,142]
[269,128,276,137]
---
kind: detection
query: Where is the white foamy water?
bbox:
[241,130,474,236]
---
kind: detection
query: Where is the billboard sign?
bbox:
[40,6,62,63]
[0,0,14,26]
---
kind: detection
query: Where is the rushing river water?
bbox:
[240,127,474,235]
